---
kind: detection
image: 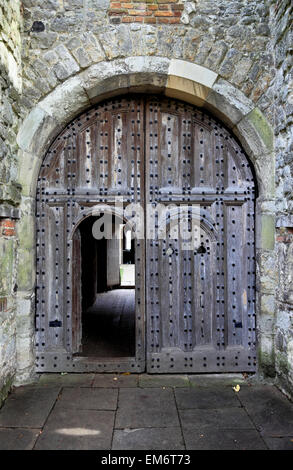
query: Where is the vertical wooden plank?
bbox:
[107,234,120,287]
[225,203,245,347]
[72,228,82,353]
[191,124,201,189]
[202,126,215,189]
[42,205,65,351]
[111,111,122,192]
[101,107,110,193]
[192,232,201,348]
[180,221,191,351]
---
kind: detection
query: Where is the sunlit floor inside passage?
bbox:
[80,288,135,358]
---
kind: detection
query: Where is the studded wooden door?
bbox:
[35,96,145,372]
[35,95,256,374]
[145,97,256,373]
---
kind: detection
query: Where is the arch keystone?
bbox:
[165,76,210,107]
[168,60,218,88]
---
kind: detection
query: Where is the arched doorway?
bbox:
[72,213,136,359]
[35,95,257,373]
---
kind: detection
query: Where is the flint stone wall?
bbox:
[0,0,22,407]
[271,0,293,398]
[0,0,292,401]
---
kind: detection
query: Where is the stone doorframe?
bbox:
[16,56,275,383]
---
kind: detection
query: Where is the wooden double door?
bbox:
[35,95,257,373]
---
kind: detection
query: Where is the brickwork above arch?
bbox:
[108,0,184,25]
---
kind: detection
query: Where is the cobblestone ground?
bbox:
[0,374,292,450]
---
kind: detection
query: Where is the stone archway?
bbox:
[16,57,275,382]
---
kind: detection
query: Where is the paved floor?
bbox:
[0,373,292,450]
[82,289,135,357]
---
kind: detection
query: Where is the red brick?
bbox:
[108,8,127,15]
[169,17,181,23]
[129,9,152,15]
[157,17,170,23]
[276,236,286,242]
[147,4,158,10]
[0,219,16,237]
[133,4,147,10]
[154,10,173,16]
[171,4,184,10]
[276,227,293,243]
[144,17,157,23]
[0,298,7,313]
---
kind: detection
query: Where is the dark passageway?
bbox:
[75,215,136,359]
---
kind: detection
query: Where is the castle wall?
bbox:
[0,0,292,401]
[0,0,22,406]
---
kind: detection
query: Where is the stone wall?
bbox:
[0,217,18,406]
[20,0,273,121]
[0,0,22,204]
[270,0,293,398]
[17,0,276,382]
[0,0,291,400]
[0,0,22,406]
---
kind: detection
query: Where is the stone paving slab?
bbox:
[188,374,250,388]
[237,385,293,436]
[263,436,293,450]
[54,387,118,411]
[237,384,291,407]
[183,428,267,450]
[0,386,60,428]
[179,407,255,429]
[34,409,115,450]
[0,428,40,450]
[139,374,190,388]
[112,427,185,450]
[116,388,180,428]
[0,375,292,450]
[92,373,138,388]
[175,387,241,409]
[37,373,95,387]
